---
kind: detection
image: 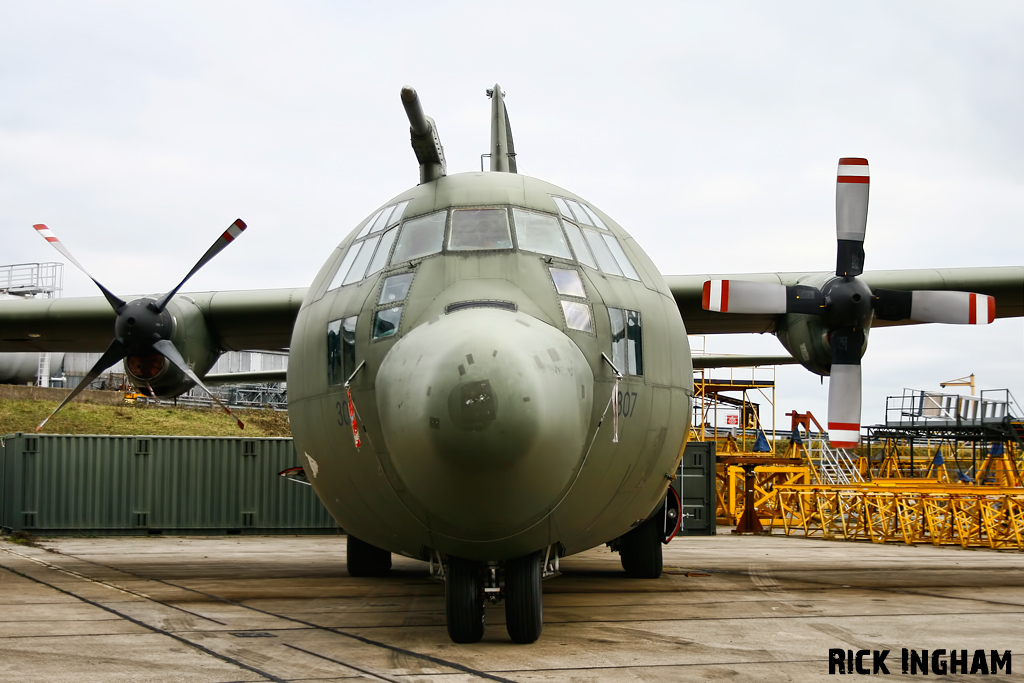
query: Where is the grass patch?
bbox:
[0,399,291,437]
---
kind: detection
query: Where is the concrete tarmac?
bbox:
[1,532,1021,682]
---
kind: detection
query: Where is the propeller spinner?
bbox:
[32,220,248,432]
[701,158,995,448]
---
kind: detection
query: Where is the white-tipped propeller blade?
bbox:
[154,219,247,311]
[827,363,862,448]
[835,157,869,277]
[702,280,787,314]
[911,291,995,325]
[33,224,126,311]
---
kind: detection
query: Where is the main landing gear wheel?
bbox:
[504,551,544,643]
[446,557,485,643]
[346,535,392,577]
[619,516,663,579]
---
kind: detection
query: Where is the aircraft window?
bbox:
[513,209,572,259]
[601,234,641,281]
[580,204,608,230]
[449,208,512,251]
[560,300,593,333]
[584,229,623,276]
[372,306,403,339]
[550,268,586,298]
[391,210,446,264]
[367,227,399,277]
[357,208,385,239]
[327,315,357,386]
[562,221,597,269]
[626,309,643,375]
[387,201,410,227]
[564,198,595,227]
[328,244,361,290]
[378,272,414,305]
[552,196,574,220]
[608,307,643,376]
[342,234,381,286]
[369,207,393,234]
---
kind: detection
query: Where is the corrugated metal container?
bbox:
[677,441,716,535]
[1,433,339,535]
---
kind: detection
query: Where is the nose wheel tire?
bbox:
[504,552,543,644]
[446,557,486,643]
[346,535,392,577]
[619,516,663,578]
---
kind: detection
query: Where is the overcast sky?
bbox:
[2,1,1022,431]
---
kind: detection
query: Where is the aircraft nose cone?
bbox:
[376,308,594,541]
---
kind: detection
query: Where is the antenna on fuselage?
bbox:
[401,86,447,184]
[486,84,517,174]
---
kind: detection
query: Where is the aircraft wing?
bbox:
[0,288,307,353]
[667,266,1024,335]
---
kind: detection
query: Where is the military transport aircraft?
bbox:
[1,84,1022,645]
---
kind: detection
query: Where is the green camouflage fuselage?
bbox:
[288,171,693,561]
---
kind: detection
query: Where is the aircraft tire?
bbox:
[346,535,392,577]
[619,517,663,578]
[504,551,543,644]
[445,557,485,643]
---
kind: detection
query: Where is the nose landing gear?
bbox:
[504,551,543,643]
[445,557,486,643]
[442,548,554,644]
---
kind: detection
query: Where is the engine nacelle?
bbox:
[775,313,869,377]
[122,296,220,397]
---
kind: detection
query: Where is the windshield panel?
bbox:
[513,209,571,259]
[391,210,447,264]
[450,208,512,250]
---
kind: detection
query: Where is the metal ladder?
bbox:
[36,352,51,388]
[811,440,864,484]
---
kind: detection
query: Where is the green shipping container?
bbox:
[0,433,339,535]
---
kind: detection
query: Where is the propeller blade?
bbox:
[835,158,869,277]
[33,224,126,312]
[152,339,244,429]
[826,327,864,448]
[874,289,995,325]
[154,219,246,311]
[702,280,786,314]
[702,280,824,315]
[36,339,127,432]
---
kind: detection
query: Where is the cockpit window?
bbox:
[327,315,357,386]
[601,234,641,281]
[449,208,512,251]
[584,229,623,276]
[390,210,446,265]
[550,268,586,298]
[371,200,410,234]
[564,198,595,227]
[367,226,399,277]
[343,234,381,286]
[609,307,643,376]
[513,209,572,259]
[561,221,597,269]
[328,244,361,291]
[356,209,384,239]
[378,272,414,305]
[372,306,403,339]
[580,203,608,230]
[551,197,574,220]
[561,301,593,333]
